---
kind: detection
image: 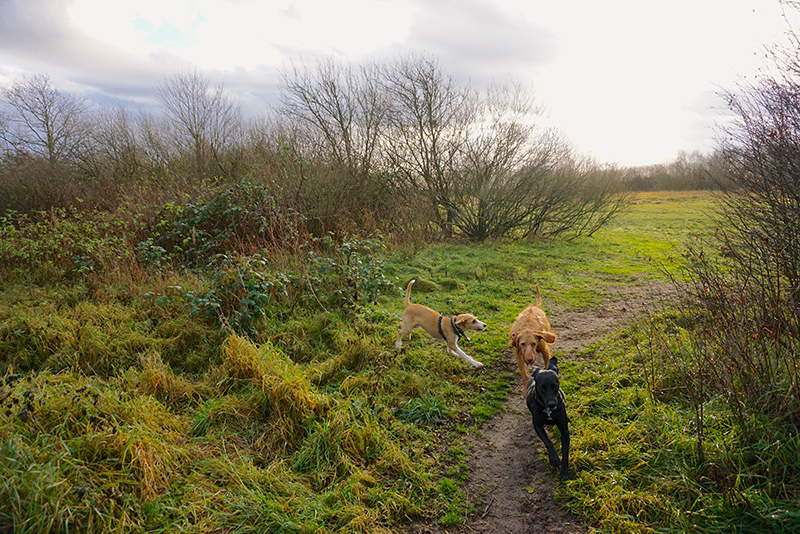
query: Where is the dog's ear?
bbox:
[509,332,517,348]
[532,367,541,379]
[547,357,559,374]
[533,329,556,344]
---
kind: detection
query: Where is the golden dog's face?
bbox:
[513,330,540,364]
[511,328,556,364]
[455,314,487,331]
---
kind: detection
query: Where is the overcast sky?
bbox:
[0,0,792,167]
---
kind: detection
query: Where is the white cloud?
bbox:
[517,0,789,165]
[3,0,796,166]
[68,0,417,70]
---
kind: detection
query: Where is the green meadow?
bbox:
[2,190,797,533]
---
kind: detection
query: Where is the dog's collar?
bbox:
[529,382,563,421]
[438,314,470,341]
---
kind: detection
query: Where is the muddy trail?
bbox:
[406,282,678,534]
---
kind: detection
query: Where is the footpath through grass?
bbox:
[3,191,796,533]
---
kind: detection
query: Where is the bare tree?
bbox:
[454,82,558,240]
[275,53,627,241]
[379,64,624,241]
[0,112,10,158]
[279,56,387,178]
[622,151,717,191]
[673,0,800,422]
[77,105,143,185]
[0,73,89,165]
[156,71,244,180]
[380,53,474,236]
[276,57,400,234]
[138,111,177,175]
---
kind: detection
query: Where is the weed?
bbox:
[0,208,131,276]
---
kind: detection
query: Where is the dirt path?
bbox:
[406,282,677,534]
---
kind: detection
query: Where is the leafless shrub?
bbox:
[376,55,626,241]
[678,244,799,429]
[156,71,246,180]
[521,155,629,240]
[671,4,800,428]
[0,74,118,212]
[279,56,387,179]
[277,57,404,235]
[79,105,144,186]
[0,155,81,213]
[1,59,628,242]
[378,53,474,236]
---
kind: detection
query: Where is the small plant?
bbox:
[395,396,451,424]
[210,255,292,336]
[309,233,395,312]
[135,238,169,272]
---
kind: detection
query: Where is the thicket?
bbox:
[684,26,800,439]
[0,197,431,533]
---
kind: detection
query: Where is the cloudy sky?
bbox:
[0,0,792,166]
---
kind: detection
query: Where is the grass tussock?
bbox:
[221,335,327,447]
[0,371,190,532]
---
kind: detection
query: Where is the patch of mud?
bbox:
[406,281,678,534]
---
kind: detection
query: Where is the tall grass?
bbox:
[560,315,800,533]
[2,190,797,532]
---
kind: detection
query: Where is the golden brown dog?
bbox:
[509,285,557,386]
[396,280,486,368]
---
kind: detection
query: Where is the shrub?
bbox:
[141,178,303,269]
[308,233,395,312]
[0,207,131,276]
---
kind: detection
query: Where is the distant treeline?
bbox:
[0,53,717,243]
[620,151,720,191]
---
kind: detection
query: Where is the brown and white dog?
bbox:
[509,285,557,387]
[396,280,486,368]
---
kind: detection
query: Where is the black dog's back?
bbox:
[526,357,570,480]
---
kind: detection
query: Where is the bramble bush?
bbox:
[0,208,131,276]
[308,233,395,312]
[140,178,303,269]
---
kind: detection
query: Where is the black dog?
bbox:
[525,357,570,480]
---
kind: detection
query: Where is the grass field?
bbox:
[3,190,797,533]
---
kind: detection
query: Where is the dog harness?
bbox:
[528,381,565,421]
[438,314,469,341]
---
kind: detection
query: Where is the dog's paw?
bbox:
[559,468,570,481]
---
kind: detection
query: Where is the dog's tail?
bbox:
[535,284,542,307]
[405,279,416,307]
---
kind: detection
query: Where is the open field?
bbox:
[3,190,797,533]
